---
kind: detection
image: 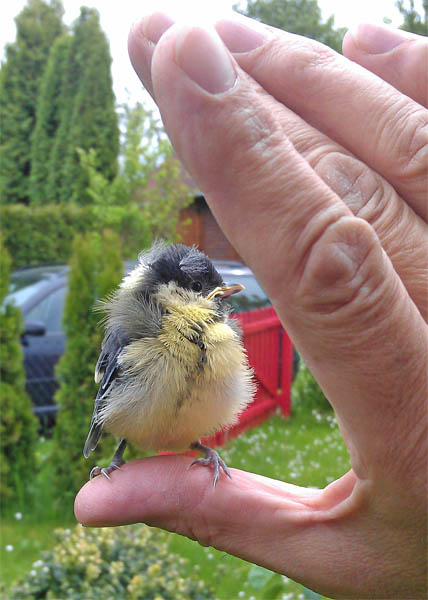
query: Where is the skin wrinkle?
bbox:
[394,105,428,172]
[326,157,397,236]
[374,98,427,179]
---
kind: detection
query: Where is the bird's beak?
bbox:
[206,284,244,300]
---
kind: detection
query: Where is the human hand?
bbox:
[75,16,428,599]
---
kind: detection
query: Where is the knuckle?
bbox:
[314,151,417,253]
[296,215,385,316]
[378,103,428,190]
[401,111,428,189]
[287,37,338,77]
[324,154,393,230]
[180,512,216,548]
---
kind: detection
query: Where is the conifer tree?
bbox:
[45,7,119,204]
[397,0,427,35]
[235,0,346,52]
[29,34,71,204]
[51,231,122,510]
[0,0,64,205]
[0,238,38,508]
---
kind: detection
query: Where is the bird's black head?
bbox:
[144,244,224,299]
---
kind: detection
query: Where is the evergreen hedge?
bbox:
[51,231,122,512]
[1,204,152,269]
[0,238,38,508]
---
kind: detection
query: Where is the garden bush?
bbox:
[51,231,122,511]
[0,238,38,508]
[1,203,152,269]
[9,524,213,599]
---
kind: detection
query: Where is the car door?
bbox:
[22,285,67,419]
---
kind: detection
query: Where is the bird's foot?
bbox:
[189,442,232,488]
[89,457,125,481]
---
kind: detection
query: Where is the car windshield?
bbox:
[6,266,67,307]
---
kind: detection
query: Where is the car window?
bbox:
[25,286,66,334]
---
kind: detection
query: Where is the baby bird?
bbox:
[83,243,255,487]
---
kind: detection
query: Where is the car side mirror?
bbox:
[24,321,46,337]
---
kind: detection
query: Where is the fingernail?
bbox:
[141,11,175,44]
[215,15,271,53]
[175,26,237,94]
[351,23,412,54]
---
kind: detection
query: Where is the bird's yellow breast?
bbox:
[102,300,254,451]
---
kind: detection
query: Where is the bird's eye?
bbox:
[191,281,202,293]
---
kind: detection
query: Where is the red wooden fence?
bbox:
[202,306,292,448]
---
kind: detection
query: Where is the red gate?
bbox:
[203,306,292,447]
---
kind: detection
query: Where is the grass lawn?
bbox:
[1,410,350,598]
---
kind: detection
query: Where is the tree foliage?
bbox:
[79,102,193,245]
[0,238,38,508]
[397,0,428,35]
[32,6,119,204]
[51,231,122,511]
[29,33,72,204]
[235,0,346,51]
[1,2,118,206]
[0,0,65,205]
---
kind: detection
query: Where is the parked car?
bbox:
[6,260,271,428]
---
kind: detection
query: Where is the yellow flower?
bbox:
[85,563,101,581]
[109,561,124,577]
[127,575,144,600]
[147,563,161,577]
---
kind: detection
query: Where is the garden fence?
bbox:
[202,306,292,448]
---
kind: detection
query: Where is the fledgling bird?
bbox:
[83,243,255,487]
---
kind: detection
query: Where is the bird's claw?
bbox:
[190,448,232,488]
[89,460,124,481]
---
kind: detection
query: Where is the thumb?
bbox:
[342,23,428,107]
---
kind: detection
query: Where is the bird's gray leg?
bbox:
[90,439,127,481]
[189,440,232,488]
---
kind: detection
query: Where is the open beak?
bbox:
[206,283,244,301]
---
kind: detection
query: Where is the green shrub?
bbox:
[51,231,122,513]
[0,204,152,269]
[0,238,38,508]
[9,524,213,599]
[291,361,332,416]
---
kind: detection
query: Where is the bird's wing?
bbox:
[83,329,126,458]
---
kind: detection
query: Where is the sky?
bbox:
[1,0,422,108]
